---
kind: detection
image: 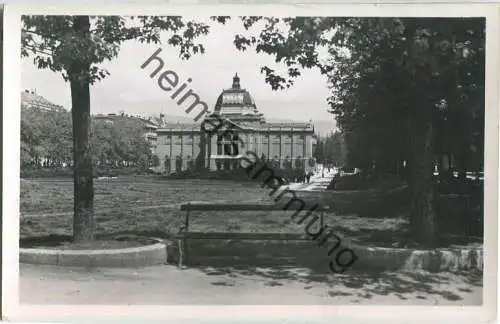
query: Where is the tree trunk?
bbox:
[69,16,94,243]
[408,121,438,247]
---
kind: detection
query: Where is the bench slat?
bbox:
[175,232,310,240]
[180,203,329,212]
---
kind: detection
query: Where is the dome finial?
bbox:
[232,73,241,89]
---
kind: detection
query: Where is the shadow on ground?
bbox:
[171,238,483,303]
[190,260,482,303]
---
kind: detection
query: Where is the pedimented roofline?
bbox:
[156,116,315,133]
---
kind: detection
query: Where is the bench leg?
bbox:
[177,238,184,269]
[183,236,188,268]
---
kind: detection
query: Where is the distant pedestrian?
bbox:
[306,172,311,183]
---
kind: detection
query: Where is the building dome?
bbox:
[214,73,258,116]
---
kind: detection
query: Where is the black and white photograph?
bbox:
[3,3,498,322]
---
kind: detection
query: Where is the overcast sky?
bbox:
[21,17,335,125]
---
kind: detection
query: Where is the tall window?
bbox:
[164,155,171,174]
[217,134,223,155]
[232,134,239,156]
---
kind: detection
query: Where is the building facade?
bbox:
[154,74,316,174]
[93,112,159,158]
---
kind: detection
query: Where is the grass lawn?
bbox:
[22,176,480,249]
[21,176,274,214]
[21,176,273,239]
[20,176,409,242]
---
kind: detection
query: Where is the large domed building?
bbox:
[154,73,316,174]
[213,73,264,123]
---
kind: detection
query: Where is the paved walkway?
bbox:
[282,166,338,192]
[20,263,482,305]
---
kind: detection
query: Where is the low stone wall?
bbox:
[20,239,168,267]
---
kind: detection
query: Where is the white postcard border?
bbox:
[3,2,498,323]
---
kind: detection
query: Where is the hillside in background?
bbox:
[21,89,66,112]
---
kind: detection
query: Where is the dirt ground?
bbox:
[20,263,482,305]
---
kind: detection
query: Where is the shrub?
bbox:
[20,166,155,179]
[329,171,406,191]
[21,167,73,178]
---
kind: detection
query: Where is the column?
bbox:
[303,133,307,172]
[279,128,282,168]
[267,130,271,158]
[211,134,218,171]
[239,133,244,154]
[259,133,263,157]
[180,134,184,170]
[255,132,261,157]
[159,135,165,173]
[169,133,173,173]
[191,133,195,161]
[205,132,211,170]
[247,133,253,153]
[306,134,313,162]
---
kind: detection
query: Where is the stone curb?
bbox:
[348,244,483,272]
[165,240,483,272]
[19,238,167,267]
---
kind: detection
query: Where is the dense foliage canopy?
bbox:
[21,106,155,170]
[222,16,485,245]
[226,17,484,174]
[314,131,347,167]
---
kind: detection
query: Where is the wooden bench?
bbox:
[175,202,330,268]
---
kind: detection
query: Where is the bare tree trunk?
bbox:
[69,16,94,243]
[408,121,438,247]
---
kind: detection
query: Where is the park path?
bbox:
[20,263,482,305]
[281,166,338,192]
